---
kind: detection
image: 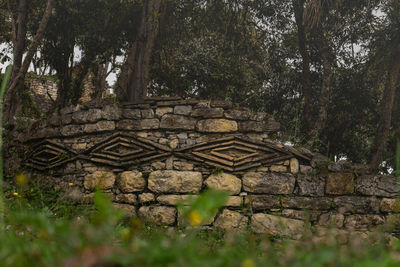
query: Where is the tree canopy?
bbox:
[0,0,399,173]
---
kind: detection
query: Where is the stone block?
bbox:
[141,109,154,119]
[205,173,241,195]
[356,175,400,197]
[148,170,202,193]
[115,194,137,205]
[251,213,305,240]
[173,161,194,171]
[174,105,192,115]
[214,209,248,230]
[245,195,281,210]
[317,212,345,228]
[225,196,242,207]
[290,158,299,174]
[243,172,295,194]
[155,107,173,117]
[380,198,400,213]
[102,105,121,120]
[84,121,115,133]
[333,196,379,214]
[344,214,385,230]
[118,171,146,193]
[326,173,354,195]
[196,119,238,133]
[138,193,155,203]
[84,171,116,190]
[281,196,332,210]
[191,107,224,118]
[157,195,197,205]
[138,206,176,225]
[270,165,287,172]
[123,109,141,119]
[160,114,197,130]
[295,175,325,196]
[224,109,251,120]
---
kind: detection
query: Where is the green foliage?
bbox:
[1,185,400,266]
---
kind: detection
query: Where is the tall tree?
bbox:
[117,0,165,103]
[3,0,54,124]
[369,0,400,170]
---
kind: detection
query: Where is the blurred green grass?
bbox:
[1,181,400,267]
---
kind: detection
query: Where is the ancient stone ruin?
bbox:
[11,98,400,240]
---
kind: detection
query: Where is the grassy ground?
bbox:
[1,181,400,267]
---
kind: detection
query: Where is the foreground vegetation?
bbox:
[0,182,399,267]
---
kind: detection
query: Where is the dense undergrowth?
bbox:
[1,180,400,267]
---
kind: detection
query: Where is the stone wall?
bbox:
[14,99,400,239]
[25,74,99,114]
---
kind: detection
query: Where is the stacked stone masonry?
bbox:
[15,98,400,240]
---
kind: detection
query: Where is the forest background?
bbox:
[0,0,400,173]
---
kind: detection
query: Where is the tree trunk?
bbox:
[92,62,109,102]
[369,44,400,171]
[293,0,313,132]
[306,31,335,148]
[116,0,164,103]
[3,0,54,124]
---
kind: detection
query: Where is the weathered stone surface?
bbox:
[118,171,146,193]
[84,171,116,190]
[141,109,154,119]
[281,197,332,210]
[174,105,192,115]
[344,214,385,230]
[113,203,136,214]
[122,109,141,119]
[299,166,312,175]
[138,119,160,130]
[72,109,102,123]
[243,172,295,194]
[160,114,197,130]
[296,175,325,196]
[102,105,122,120]
[282,209,320,222]
[138,206,176,225]
[270,165,287,172]
[151,161,166,170]
[317,212,345,228]
[224,109,251,120]
[148,171,202,193]
[173,161,194,171]
[61,124,83,136]
[196,119,238,133]
[245,195,281,210]
[191,108,224,118]
[138,193,155,203]
[238,120,280,133]
[84,121,115,133]
[169,139,179,149]
[214,209,248,230]
[290,158,299,174]
[251,213,305,240]
[205,173,241,195]
[334,196,379,214]
[115,194,137,204]
[326,173,354,195]
[225,196,242,207]
[380,198,400,213]
[157,195,197,205]
[356,175,400,197]
[155,107,173,117]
